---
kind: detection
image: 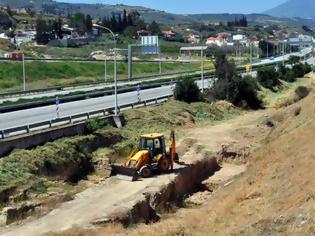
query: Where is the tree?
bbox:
[127,14,133,26]
[214,52,236,80]
[148,21,161,35]
[52,17,63,39]
[123,9,128,28]
[174,78,200,103]
[211,52,262,109]
[257,67,280,90]
[259,40,275,58]
[278,65,296,82]
[234,75,262,109]
[117,13,123,32]
[102,16,110,28]
[110,14,118,32]
[36,17,50,44]
[69,13,86,35]
[288,56,300,65]
[227,16,248,27]
[124,26,137,37]
[6,4,12,16]
[86,14,93,33]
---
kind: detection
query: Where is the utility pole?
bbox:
[22,52,26,91]
[282,40,285,66]
[250,42,253,72]
[186,28,204,92]
[93,24,118,116]
[159,59,162,75]
[104,57,107,83]
[201,46,204,92]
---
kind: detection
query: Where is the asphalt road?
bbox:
[0,69,211,103]
[0,47,313,130]
[0,80,211,130]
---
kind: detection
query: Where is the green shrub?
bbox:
[278,65,296,82]
[295,86,310,100]
[211,52,262,109]
[174,78,200,103]
[292,63,306,78]
[211,75,262,110]
[86,118,108,133]
[288,55,300,65]
[257,67,280,90]
[303,63,313,74]
[234,75,263,109]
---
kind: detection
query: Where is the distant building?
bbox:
[289,35,313,47]
[185,34,200,44]
[0,33,9,39]
[217,32,231,40]
[180,46,208,57]
[232,34,247,41]
[206,36,226,47]
[12,29,36,45]
[137,30,150,37]
[162,30,177,39]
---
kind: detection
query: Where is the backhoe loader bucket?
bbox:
[111,164,139,181]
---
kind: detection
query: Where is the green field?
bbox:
[0,61,211,92]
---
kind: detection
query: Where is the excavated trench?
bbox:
[94,151,221,227]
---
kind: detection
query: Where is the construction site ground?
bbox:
[1,75,315,236]
[0,106,269,236]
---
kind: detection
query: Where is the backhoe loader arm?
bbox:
[169,130,177,170]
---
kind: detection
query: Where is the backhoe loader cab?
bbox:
[111,131,178,181]
[139,134,166,159]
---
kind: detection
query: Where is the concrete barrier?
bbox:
[0,122,87,158]
[0,115,126,158]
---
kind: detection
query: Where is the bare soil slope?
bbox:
[89,86,315,235]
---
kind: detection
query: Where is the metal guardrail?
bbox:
[0,95,172,140]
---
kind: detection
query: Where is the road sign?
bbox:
[246,64,251,73]
[141,36,160,55]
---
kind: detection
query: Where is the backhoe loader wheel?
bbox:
[159,159,170,172]
[140,166,152,178]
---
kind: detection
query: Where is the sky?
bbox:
[58,0,288,14]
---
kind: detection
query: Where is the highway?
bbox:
[0,69,212,104]
[0,80,211,130]
[0,47,313,131]
[0,47,312,104]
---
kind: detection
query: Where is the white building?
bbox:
[206,36,226,47]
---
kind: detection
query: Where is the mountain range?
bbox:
[265,0,315,19]
[0,0,314,26]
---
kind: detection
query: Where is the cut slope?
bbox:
[93,85,315,235]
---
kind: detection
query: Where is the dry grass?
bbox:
[86,80,315,236]
[260,76,313,109]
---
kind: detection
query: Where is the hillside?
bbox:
[1,0,314,27]
[265,0,315,19]
[83,76,315,235]
[0,0,162,18]
[0,8,16,29]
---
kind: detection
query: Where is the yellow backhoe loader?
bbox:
[111,131,178,181]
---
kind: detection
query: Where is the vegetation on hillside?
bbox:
[0,61,204,92]
[210,52,263,109]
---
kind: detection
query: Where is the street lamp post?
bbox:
[22,52,26,91]
[249,42,253,72]
[104,57,107,83]
[93,24,118,116]
[186,29,204,92]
